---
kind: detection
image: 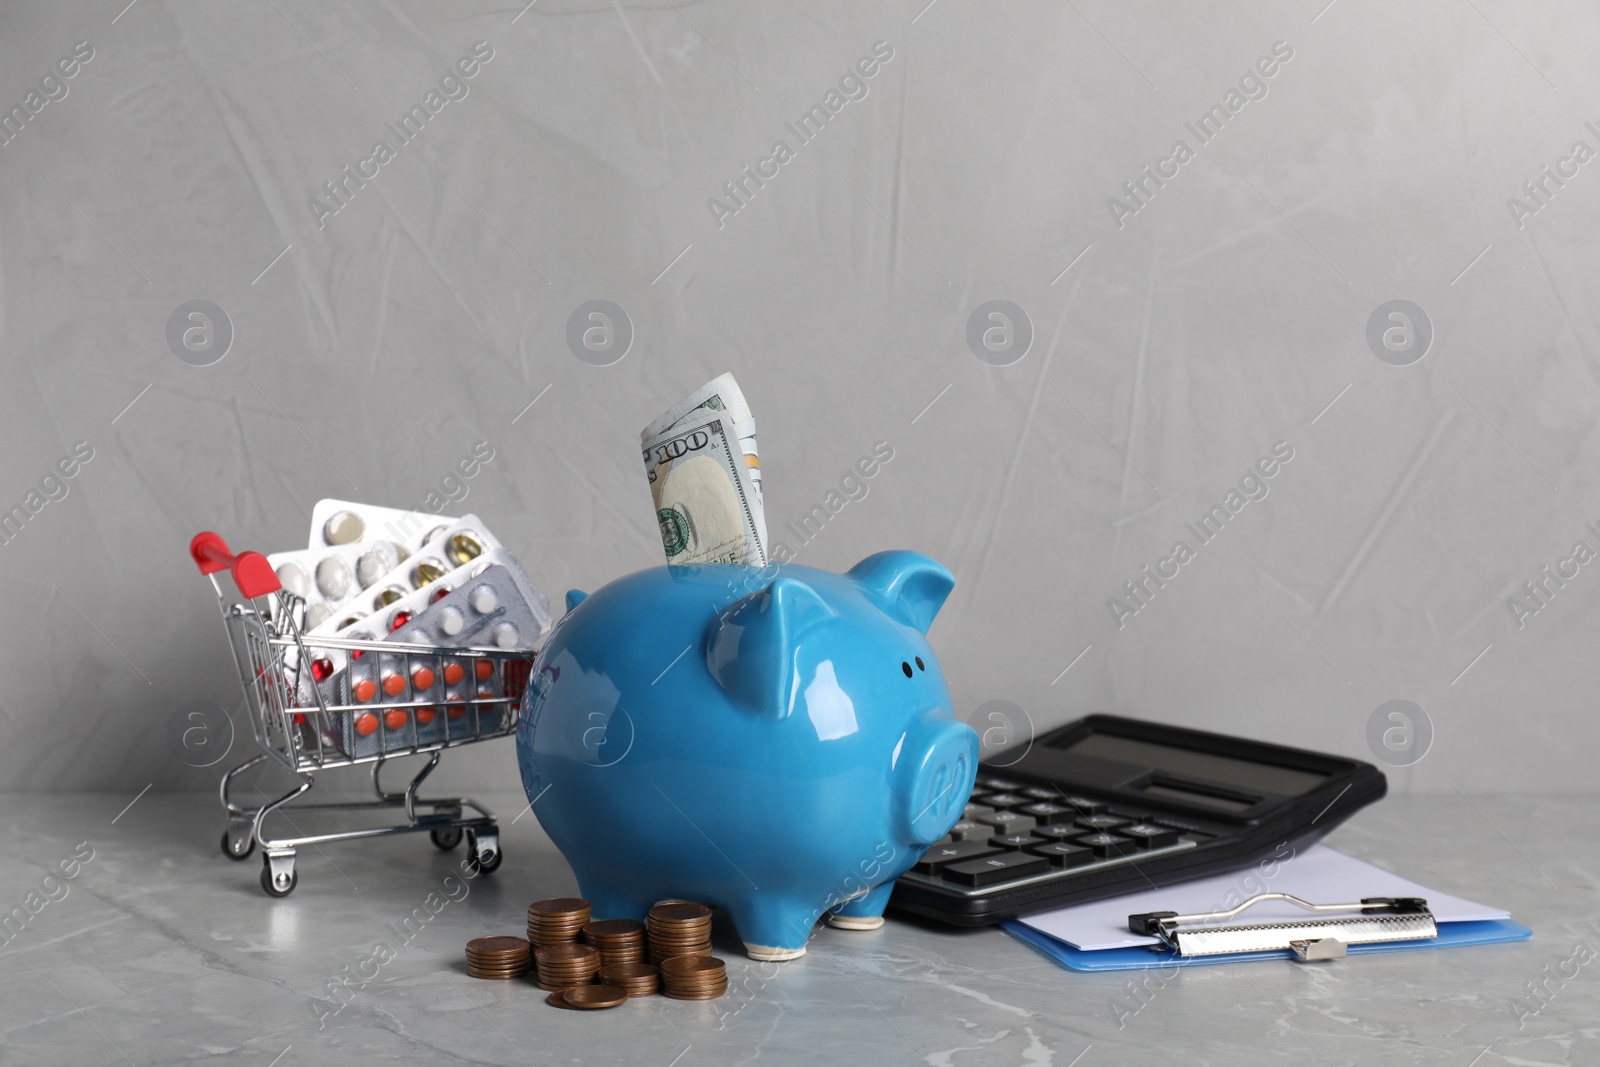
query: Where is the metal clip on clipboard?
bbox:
[1128,894,1438,961]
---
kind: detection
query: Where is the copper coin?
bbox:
[664,979,726,992]
[660,956,722,975]
[584,919,644,938]
[468,935,530,953]
[561,984,629,1009]
[649,902,712,923]
[530,897,591,915]
[663,987,727,1000]
[537,980,590,992]
[537,943,599,961]
[466,955,531,965]
[545,990,580,1009]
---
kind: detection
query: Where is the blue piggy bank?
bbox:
[516,551,977,961]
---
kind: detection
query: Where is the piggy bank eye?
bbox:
[915,656,925,671]
[900,661,913,678]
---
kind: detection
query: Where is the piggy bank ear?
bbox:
[565,589,588,613]
[707,577,836,717]
[845,551,954,634]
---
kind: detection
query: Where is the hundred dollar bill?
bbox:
[642,372,762,507]
[642,409,767,566]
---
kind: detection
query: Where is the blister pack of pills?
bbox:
[268,539,407,631]
[325,562,546,758]
[391,559,551,653]
[306,514,505,639]
[308,498,460,552]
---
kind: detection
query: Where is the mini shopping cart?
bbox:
[190,532,535,897]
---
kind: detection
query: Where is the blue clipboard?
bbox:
[1001,917,1531,972]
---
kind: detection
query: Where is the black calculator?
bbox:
[891,714,1387,926]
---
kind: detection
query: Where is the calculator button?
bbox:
[1021,786,1060,800]
[989,833,1046,850]
[1118,823,1181,848]
[963,803,996,821]
[975,775,1023,791]
[1075,814,1128,831]
[975,811,1036,835]
[1028,842,1096,869]
[1017,802,1072,822]
[1074,832,1136,858]
[945,820,986,841]
[912,841,1001,873]
[1109,809,1155,822]
[1031,823,1082,841]
[942,852,1051,886]
[979,793,1030,809]
[1059,796,1107,815]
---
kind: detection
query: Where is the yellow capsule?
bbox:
[447,533,484,566]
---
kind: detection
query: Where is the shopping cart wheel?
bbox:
[430,827,463,850]
[466,828,502,875]
[260,853,298,897]
[221,828,256,862]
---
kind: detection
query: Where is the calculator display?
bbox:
[1056,733,1331,797]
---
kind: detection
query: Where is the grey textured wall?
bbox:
[2,0,1595,796]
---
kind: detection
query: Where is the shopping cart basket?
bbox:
[190,531,535,897]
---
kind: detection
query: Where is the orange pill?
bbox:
[384,709,408,730]
[353,679,377,703]
[443,663,465,686]
[446,697,466,718]
[412,667,435,690]
[382,673,406,697]
[355,713,379,736]
[475,660,494,680]
[416,707,436,725]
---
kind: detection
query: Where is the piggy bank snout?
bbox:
[897,719,979,846]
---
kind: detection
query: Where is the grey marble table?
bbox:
[0,787,1593,1066]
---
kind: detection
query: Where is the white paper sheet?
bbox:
[1018,845,1509,952]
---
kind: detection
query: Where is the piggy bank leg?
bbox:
[725,896,814,962]
[826,882,893,930]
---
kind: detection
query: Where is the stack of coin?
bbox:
[549,984,629,1011]
[583,919,646,967]
[659,955,727,1000]
[598,961,660,998]
[646,902,713,962]
[465,936,532,980]
[527,897,591,947]
[535,942,600,991]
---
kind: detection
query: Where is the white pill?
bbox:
[356,543,399,587]
[305,602,333,630]
[323,510,365,545]
[493,622,518,649]
[315,558,352,599]
[438,606,465,636]
[470,585,498,614]
[276,562,311,599]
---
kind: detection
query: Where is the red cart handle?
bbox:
[190,531,282,599]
